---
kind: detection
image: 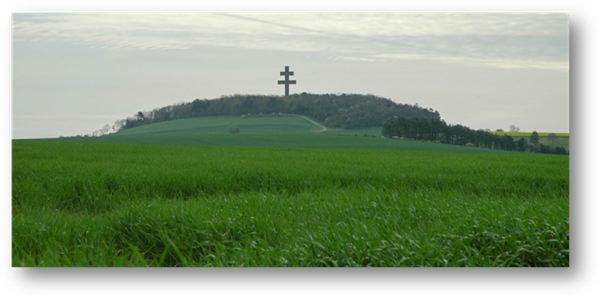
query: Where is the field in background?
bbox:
[13,139,569,267]
[492,131,569,137]
[70,115,488,152]
[83,115,569,151]
[493,131,570,149]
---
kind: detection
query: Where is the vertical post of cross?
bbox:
[278,66,296,97]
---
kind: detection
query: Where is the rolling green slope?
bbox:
[115,115,320,136]
[77,115,491,152]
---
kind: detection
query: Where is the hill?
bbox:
[89,93,566,154]
[113,93,440,132]
[78,114,489,152]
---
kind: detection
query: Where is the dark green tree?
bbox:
[530,131,541,151]
[516,138,528,152]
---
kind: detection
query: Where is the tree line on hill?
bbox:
[382,117,568,155]
[113,93,440,132]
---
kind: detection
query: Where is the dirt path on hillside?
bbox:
[296,115,327,133]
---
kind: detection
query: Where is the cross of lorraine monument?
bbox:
[278,66,296,97]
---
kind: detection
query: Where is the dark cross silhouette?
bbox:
[277,66,296,97]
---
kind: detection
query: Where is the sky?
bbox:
[12,13,569,138]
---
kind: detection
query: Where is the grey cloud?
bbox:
[12,13,568,70]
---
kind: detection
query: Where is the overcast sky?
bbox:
[12,13,569,138]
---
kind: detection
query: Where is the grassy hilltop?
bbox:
[13,113,569,267]
[115,93,439,132]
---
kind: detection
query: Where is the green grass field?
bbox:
[12,115,569,267]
